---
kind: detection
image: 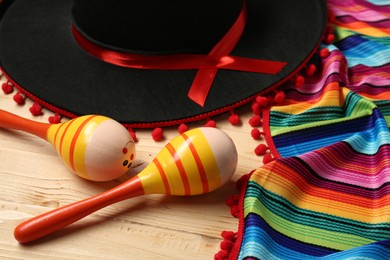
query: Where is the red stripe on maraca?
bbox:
[166,143,191,195]
[182,133,209,193]
[153,158,171,195]
[58,119,76,158]
[69,116,97,172]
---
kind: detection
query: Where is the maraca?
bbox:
[0,109,135,181]
[14,127,238,243]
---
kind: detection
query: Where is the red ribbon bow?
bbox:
[72,2,287,106]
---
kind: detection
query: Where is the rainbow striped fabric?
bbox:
[231,1,390,259]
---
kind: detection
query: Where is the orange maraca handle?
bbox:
[0,109,49,139]
[14,177,145,243]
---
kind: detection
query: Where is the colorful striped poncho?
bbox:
[219,1,390,259]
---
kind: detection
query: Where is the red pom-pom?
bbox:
[220,240,234,251]
[225,195,240,207]
[221,231,237,241]
[294,75,305,87]
[255,96,268,107]
[204,119,216,128]
[178,123,189,134]
[319,48,330,58]
[263,154,275,164]
[274,91,286,103]
[228,114,240,125]
[29,103,43,116]
[306,64,317,76]
[13,92,25,105]
[230,205,240,218]
[48,113,61,124]
[151,128,163,141]
[214,250,228,260]
[251,103,261,115]
[248,115,262,127]
[325,33,335,44]
[254,144,269,156]
[251,128,263,140]
[2,82,13,94]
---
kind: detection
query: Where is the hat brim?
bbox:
[0,0,327,127]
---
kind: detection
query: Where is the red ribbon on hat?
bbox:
[72,2,287,107]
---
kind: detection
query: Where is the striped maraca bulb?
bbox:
[138,127,238,195]
[46,115,135,181]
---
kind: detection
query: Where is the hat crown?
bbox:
[71,0,243,54]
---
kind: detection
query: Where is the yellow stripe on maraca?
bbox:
[169,134,203,195]
[182,129,221,192]
[46,119,75,174]
[136,159,168,195]
[72,116,110,178]
[138,128,221,196]
[47,115,109,179]
[138,135,191,195]
[153,144,188,195]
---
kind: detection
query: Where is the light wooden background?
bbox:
[0,74,266,259]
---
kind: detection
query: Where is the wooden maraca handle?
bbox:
[0,109,49,139]
[14,177,145,243]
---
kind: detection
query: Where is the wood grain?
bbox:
[0,74,265,259]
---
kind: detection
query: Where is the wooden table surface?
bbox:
[0,75,266,259]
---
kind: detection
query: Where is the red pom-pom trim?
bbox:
[204,119,217,128]
[48,113,61,124]
[178,123,189,134]
[255,96,268,107]
[151,128,163,141]
[251,102,262,115]
[29,103,43,116]
[274,91,286,103]
[13,92,25,105]
[254,144,269,156]
[319,48,330,58]
[263,154,275,164]
[230,205,240,218]
[251,128,263,140]
[226,195,240,207]
[325,33,335,44]
[228,113,240,126]
[2,81,13,94]
[214,250,228,260]
[248,115,262,127]
[294,75,305,87]
[221,231,237,241]
[220,240,234,251]
[305,64,317,76]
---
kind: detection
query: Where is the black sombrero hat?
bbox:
[0,0,327,128]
